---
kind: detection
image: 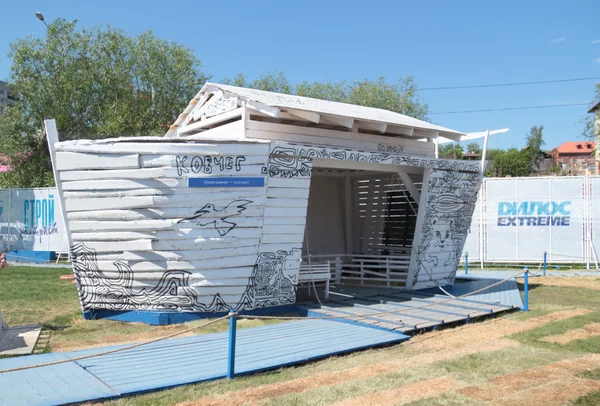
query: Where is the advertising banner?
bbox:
[591,176,600,264]
[485,177,584,262]
[0,188,67,252]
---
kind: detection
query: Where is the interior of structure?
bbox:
[303,166,425,287]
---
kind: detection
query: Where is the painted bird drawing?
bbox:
[177,199,252,236]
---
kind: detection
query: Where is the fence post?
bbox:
[227,311,237,379]
[522,267,529,312]
[335,256,342,284]
[465,252,469,275]
[543,251,547,276]
[360,259,364,285]
[386,258,390,287]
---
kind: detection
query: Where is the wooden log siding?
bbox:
[55,133,481,314]
[58,140,273,313]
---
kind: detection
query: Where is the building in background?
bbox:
[0,80,17,110]
[551,141,596,175]
[589,100,600,174]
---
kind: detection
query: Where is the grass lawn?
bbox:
[3,266,600,405]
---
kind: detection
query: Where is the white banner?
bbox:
[0,188,67,252]
[462,176,593,264]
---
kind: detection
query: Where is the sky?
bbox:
[0,0,599,150]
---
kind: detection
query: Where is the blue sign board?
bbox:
[188,177,265,188]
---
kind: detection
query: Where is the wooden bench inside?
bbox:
[299,262,331,300]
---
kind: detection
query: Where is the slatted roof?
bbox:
[166,83,465,141]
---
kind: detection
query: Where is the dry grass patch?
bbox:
[540,322,600,345]
[413,308,592,352]
[459,355,600,402]
[488,377,600,406]
[530,276,600,291]
[331,377,456,406]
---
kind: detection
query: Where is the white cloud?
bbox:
[595,57,600,64]
[550,36,566,44]
[592,40,600,45]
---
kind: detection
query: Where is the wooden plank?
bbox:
[81,240,153,253]
[60,167,167,181]
[266,188,310,199]
[265,198,308,208]
[94,255,257,271]
[262,225,305,234]
[55,152,139,170]
[263,207,308,217]
[158,227,263,240]
[140,154,266,168]
[153,237,260,251]
[71,231,157,241]
[55,140,270,156]
[246,120,432,156]
[267,178,311,188]
[259,243,304,253]
[62,179,187,191]
[66,207,265,221]
[263,216,306,225]
[65,196,155,212]
[261,233,304,244]
[94,246,259,261]
[70,220,175,232]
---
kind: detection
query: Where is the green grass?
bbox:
[0,266,287,353]
[577,368,600,381]
[4,266,600,405]
[573,391,600,405]
[0,266,80,326]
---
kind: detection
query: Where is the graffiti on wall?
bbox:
[413,169,480,286]
[71,242,231,312]
[177,199,253,236]
[175,155,247,176]
[266,145,481,178]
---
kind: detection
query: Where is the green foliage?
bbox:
[583,83,600,140]
[227,73,429,120]
[491,148,533,177]
[439,143,464,159]
[466,142,482,154]
[0,18,208,187]
[223,71,293,94]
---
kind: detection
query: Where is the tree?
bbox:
[226,73,429,120]
[439,143,464,159]
[0,18,208,187]
[583,83,600,141]
[492,149,532,177]
[466,142,482,155]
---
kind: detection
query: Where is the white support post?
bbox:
[345,175,353,255]
[480,129,490,176]
[44,120,74,258]
[335,256,342,284]
[360,259,364,285]
[386,258,391,287]
[397,172,421,203]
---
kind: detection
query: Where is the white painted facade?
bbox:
[47,84,482,314]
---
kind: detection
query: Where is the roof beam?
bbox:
[387,125,414,136]
[177,107,243,135]
[320,114,354,129]
[284,109,320,124]
[244,100,280,118]
[356,120,387,133]
[396,171,421,203]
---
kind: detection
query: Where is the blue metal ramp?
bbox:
[0,319,409,405]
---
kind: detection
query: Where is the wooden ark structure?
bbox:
[47,84,483,323]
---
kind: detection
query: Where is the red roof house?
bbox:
[551,141,596,172]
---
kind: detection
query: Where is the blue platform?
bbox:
[0,319,409,405]
[6,250,56,263]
